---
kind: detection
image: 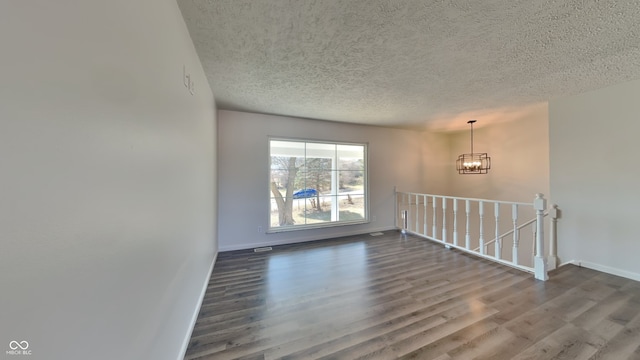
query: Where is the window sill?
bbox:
[267,219,369,233]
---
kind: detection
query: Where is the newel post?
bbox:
[533,193,548,281]
[547,204,559,270]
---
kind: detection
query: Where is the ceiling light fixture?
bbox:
[456,120,491,174]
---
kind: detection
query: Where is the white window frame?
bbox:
[268,137,369,233]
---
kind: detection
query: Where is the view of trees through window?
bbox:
[269,139,367,230]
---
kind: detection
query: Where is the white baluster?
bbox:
[408,194,412,231]
[512,204,519,265]
[442,198,447,244]
[402,210,408,234]
[394,186,398,229]
[415,194,419,233]
[432,196,437,239]
[401,193,409,234]
[494,202,501,259]
[423,195,427,236]
[479,201,485,255]
[453,199,458,246]
[532,223,537,264]
[406,193,410,231]
[401,192,407,234]
[533,194,548,281]
[548,204,559,270]
[465,200,471,249]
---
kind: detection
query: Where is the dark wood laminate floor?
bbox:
[185,231,640,360]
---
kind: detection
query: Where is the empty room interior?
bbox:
[2,1,640,359]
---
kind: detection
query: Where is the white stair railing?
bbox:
[394,188,558,281]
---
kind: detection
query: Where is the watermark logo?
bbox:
[6,341,31,356]
[9,342,28,350]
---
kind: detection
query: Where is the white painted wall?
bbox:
[217,110,447,251]
[446,103,550,203]
[550,79,640,280]
[0,1,217,359]
[420,131,452,195]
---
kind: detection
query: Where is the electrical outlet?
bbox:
[372,215,377,222]
[257,226,263,233]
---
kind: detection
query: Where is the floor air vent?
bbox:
[254,247,273,253]
[369,232,384,236]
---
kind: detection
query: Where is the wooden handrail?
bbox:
[399,191,532,207]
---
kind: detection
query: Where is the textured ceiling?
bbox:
[177,0,640,130]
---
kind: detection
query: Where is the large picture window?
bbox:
[269,139,368,231]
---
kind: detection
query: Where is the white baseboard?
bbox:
[562,260,640,282]
[219,226,397,252]
[557,260,576,269]
[177,252,217,360]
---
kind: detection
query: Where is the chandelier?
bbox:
[456,120,491,174]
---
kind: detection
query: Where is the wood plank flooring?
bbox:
[185,231,640,360]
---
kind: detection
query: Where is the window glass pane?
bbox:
[270,141,306,157]
[291,197,310,225]
[270,156,304,170]
[270,196,297,227]
[304,157,332,171]
[301,196,333,225]
[338,170,364,194]
[270,141,305,171]
[306,143,335,162]
[337,145,364,195]
[270,159,301,195]
[338,145,364,169]
[338,195,365,221]
[300,170,332,196]
[270,199,279,227]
